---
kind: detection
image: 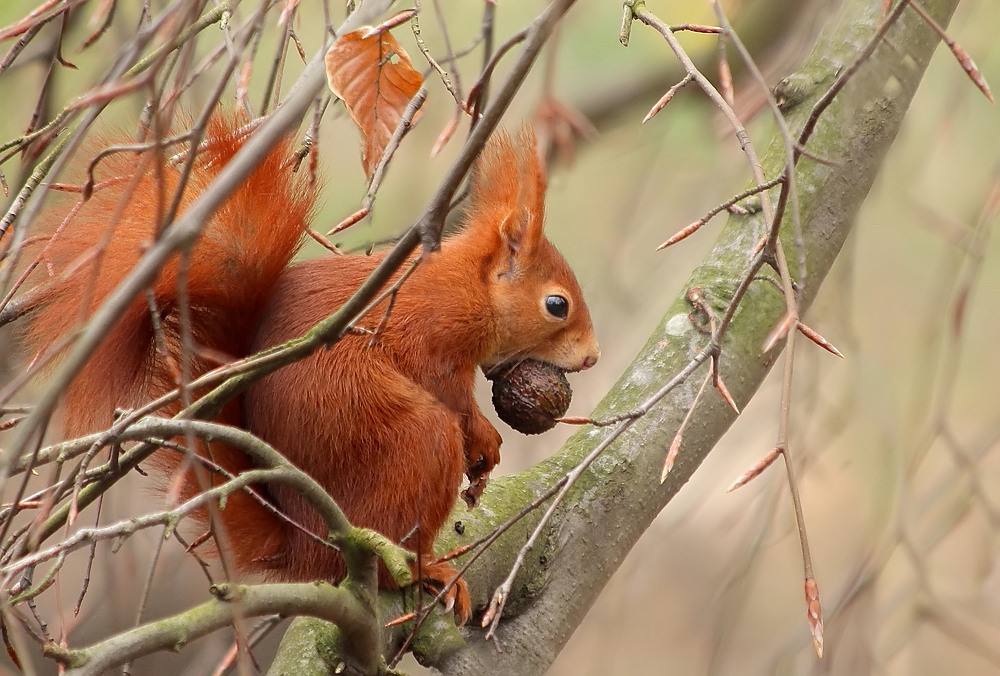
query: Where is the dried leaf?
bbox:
[326,25,424,177]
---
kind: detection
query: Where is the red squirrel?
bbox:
[20,117,599,622]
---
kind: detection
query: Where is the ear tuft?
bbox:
[469,128,517,215]
[515,125,546,222]
[466,126,545,253]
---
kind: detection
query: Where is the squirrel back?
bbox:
[19,120,598,610]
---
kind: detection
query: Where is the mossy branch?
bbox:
[417,0,963,672]
[44,582,371,676]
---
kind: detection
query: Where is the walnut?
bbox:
[488,359,572,435]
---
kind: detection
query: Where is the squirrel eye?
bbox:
[545,294,569,320]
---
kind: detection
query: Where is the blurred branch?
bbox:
[576,0,829,131]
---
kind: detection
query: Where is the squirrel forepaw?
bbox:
[461,474,490,508]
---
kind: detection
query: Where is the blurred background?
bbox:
[0,0,998,674]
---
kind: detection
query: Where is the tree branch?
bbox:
[431,0,962,672]
[44,582,371,676]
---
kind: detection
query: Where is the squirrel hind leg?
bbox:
[412,555,471,625]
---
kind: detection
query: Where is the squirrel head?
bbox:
[459,127,600,374]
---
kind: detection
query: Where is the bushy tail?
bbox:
[19,116,315,571]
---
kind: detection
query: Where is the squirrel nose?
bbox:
[581,352,599,370]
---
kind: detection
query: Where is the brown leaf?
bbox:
[326,25,424,177]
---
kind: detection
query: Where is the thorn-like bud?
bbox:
[657,219,704,250]
[713,372,740,414]
[328,207,369,236]
[661,431,683,483]
[643,74,693,124]
[797,322,844,358]
[805,575,824,658]
[726,446,781,492]
[763,312,797,353]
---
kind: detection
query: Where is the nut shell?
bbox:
[489,359,572,435]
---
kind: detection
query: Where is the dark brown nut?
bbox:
[489,359,572,435]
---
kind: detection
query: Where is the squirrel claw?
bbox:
[462,475,489,508]
[413,557,471,625]
[442,576,471,625]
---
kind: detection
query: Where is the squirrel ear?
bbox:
[495,126,545,254]
[468,126,546,255]
[496,207,532,254]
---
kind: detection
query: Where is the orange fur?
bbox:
[20,119,599,620]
